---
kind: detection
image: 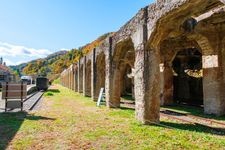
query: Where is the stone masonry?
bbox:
[60,0,225,124]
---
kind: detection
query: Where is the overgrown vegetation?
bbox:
[1,84,225,149]
[81,32,113,55]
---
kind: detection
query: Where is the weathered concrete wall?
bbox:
[61,0,225,124]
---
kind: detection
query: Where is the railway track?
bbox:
[23,91,44,111]
[160,109,225,134]
[161,109,225,126]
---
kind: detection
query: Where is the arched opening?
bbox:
[137,0,225,123]
[112,38,135,107]
[172,48,203,106]
[121,65,134,99]
[95,52,106,100]
[120,63,134,101]
[85,60,92,96]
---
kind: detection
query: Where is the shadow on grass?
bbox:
[44,89,60,97]
[47,89,60,93]
[157,121,225,136]
[119,106,225,135]
[163,105,225,121]
[0,112,55,150]
[120,106,135,111]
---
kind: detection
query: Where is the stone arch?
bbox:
[120,63,134,98]
[159,37,203,106]
[110,38,135,107]
[147,1,225,116]
[148,0,224,48]
[94,52,106,100]
[131,1,225,123]
[194,28,225,115]
[193,10,225,115]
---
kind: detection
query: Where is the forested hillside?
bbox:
[10,33,111,81]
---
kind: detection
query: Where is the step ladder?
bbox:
[97,88,105,107]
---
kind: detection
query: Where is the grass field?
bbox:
[0,84,225,150]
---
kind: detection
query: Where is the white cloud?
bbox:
[0,41,51,58]
[0,41,52,65]
[60,48,70,51]
[3,58,15,66]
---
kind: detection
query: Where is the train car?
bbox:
[36,77,49,91]
[21,76,32,85]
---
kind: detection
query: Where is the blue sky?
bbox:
[0,0,154,65]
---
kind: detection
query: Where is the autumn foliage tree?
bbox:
[22,32,111,80]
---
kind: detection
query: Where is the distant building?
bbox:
[0,57,14,87]
[0,57,3,65]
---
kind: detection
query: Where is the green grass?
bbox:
[44,92,54,96]
[0,84,225,150]
[53,78,60,84]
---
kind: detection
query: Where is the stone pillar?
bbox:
[83,56,87,96]
[64,74,66,87]
[135,46,161,124]
[74,67,78,92]
[133,16,160,123]
[69,69,72,89]
[65,71,68,88]
[78,60,83,93]
[70,68,72,90]
[66,71,68,88]
[65,72,66,87]
[69,71,71,89]
[65,72,67,87]
[71,66,75,91]
[91,48,97,101]
[62,75,63,86]
[62,76,63,86]
[111,68,121,107]
[75,69,78,92]
[63,72,65,87]
[105,37,115,108]
[65,72,67,88]
[200,36,225,116]
[67,71,69,88]
[68,71,69,88]
[161,62,174,105]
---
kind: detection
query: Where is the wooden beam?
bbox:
[195,5,225,22]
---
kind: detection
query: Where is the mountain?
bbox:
[46,50,68,60]
[10,33,111,81]
[10,50,68,78]
[10,63,27,73]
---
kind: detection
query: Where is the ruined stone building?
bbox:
[60,0,225,124]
